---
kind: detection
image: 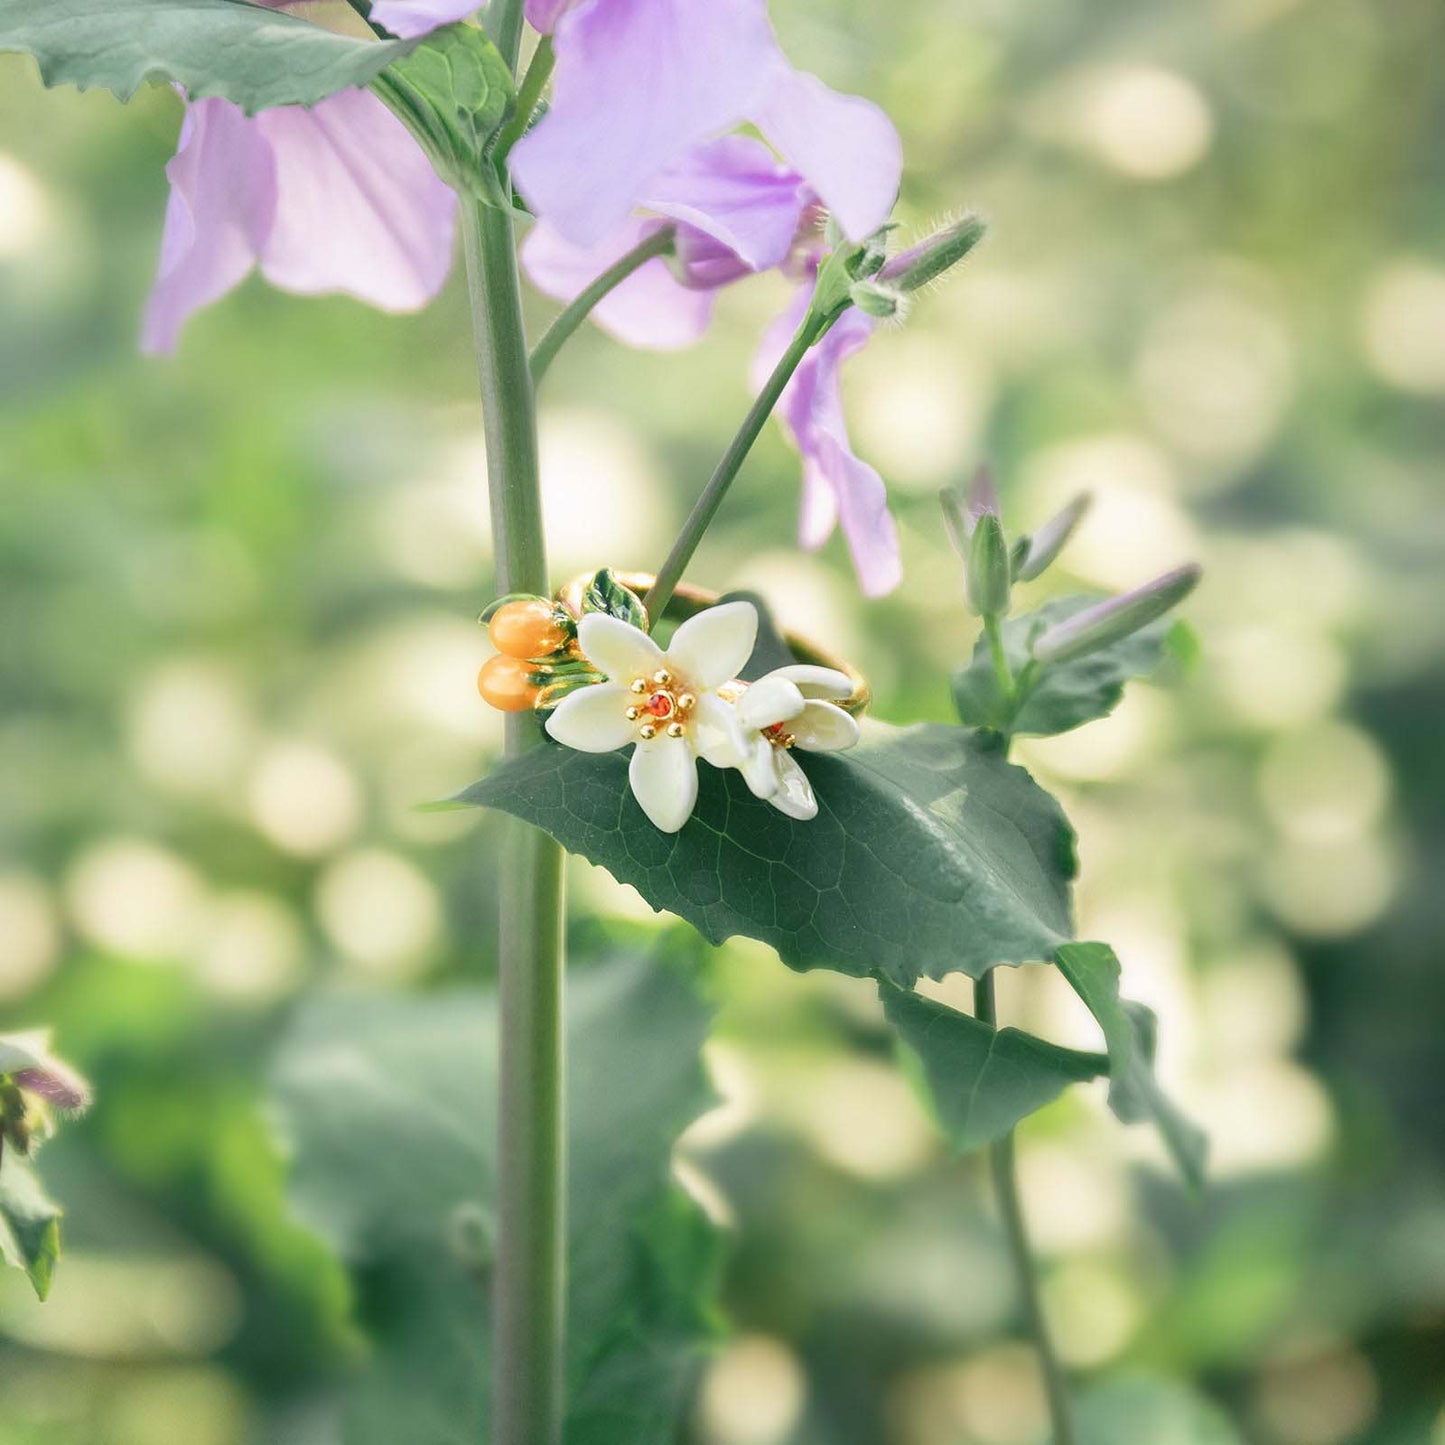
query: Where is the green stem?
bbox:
[974,971,1077,1445]
[495,36,554,162]
[529,225,678,384]
[644,309,831,620]
[983,612,1014,703]
[462,191,567,1445]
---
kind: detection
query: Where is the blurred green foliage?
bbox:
[1,0,1444,1440]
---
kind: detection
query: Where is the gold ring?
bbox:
[556,570,871,718]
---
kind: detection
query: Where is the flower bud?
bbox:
[940,466,1001,558]
[849,279,907,319]
[966,512,1012,617]
[1032,564,1202,664]
[887,213,987,293]
[1015,492,1092,581]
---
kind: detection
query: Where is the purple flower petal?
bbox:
[640,136,810,281]
[254,89,457,309]
[511,0,776,246]
[521,216,716,350]
[369,0,480,37]
[524,0,571,31]
[755,287,902,595]
[749,54,902,242]
[141,98,278,355]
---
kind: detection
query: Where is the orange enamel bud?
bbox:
[487,598,568,661]
[477,655,539,712]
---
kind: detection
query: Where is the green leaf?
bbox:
[369,23,514,202]
[0,1157,63,1300]
[882,981,1106,1153]
[272,948,720,1445]
[580,567,649,631]
[952,596,1173,737]
[1077,1376,1244,1445]
[1055,941,1208,1188]
[458,722,1076,988]
[0,0,420,111]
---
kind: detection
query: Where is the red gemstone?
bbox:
[645,691,675,719]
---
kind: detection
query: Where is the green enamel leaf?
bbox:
[272,948,720,1445]
[882,981,1106,1153]
[581,567,649,630]
[0,0,418,112]
[458,722,1077,988]
[0,1157,63,1300]
[1055,941,1208,1189]
[369,23,514,202]
[952,596,1175,738]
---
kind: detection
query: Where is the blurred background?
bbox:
[1,0,1443,1439]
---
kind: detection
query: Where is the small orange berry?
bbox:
[488,598,568,660]
[477,655,539,712]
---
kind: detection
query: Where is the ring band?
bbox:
[556,570,871,717]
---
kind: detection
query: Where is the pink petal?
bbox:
[640,135,809,281]
[255,89,457,311]
[749,54,902,242]
[141,98,278,355]
[369,0,480,37]
[525,0,572,31]
[521,217,716,350]
[511,0,775,246]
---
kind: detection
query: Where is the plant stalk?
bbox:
[530,225,678,383]
[983,612,1014,703]
[496,36,555,162]
[974,970,1077,1444]
[462,187,567,1445]
[644,310,830,620]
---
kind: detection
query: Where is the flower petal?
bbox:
[693,693,749,768]
[370,0,480,37]
[791,700,860,753]
[769,665,854,700]
[740,736,782,798]
[641,136,810,280]
[521,217,716,351]
[666,601,758,690]
[254,89,457,311]
[141,98,277,355]
[735,675,806,731]
[577,613,664,681]
[510,0,774,246]
[768,750,819,819]
[544,682,635,752]
[629,734,699,833]
[748,54,902,242]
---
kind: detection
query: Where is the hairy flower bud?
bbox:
[887,213,987,293]
[1032,564,1202,663]
[1015,492,1092,581]
[966,512,1012,618]
[849,279,907,319]
[940,466,1001,558]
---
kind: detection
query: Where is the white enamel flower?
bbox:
[705,664,861,820]
[544,601,757,833]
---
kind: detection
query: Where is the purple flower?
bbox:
[521,135,815,349]
[512,0,900,249]
[142,87,458,354]
[753,280,902,597]
[369,0,481,36]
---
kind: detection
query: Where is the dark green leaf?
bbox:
[952,595,1173,737]
[0,0,420,112]
[370,24,514,202]
[882,981,1106,1153]
[458,722,1076,988]
[0,1157,63,1300]
[582,567,649,630]
[1055,941,1208,1188]
[272,948,719,1445]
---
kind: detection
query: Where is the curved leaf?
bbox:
[883,980,1107,1153]
[0,0,418,111]
[458,722,1077,988]
[0,1157,62,1301]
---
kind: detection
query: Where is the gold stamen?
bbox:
[625,705,641,721]
[652,668,672,686]
[629,678,647,694]
[666,721,685,739]
[676,692,696,711]
[638,723,657,741]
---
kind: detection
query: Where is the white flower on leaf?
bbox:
[706,665,861,820]
[544,601,757,833]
